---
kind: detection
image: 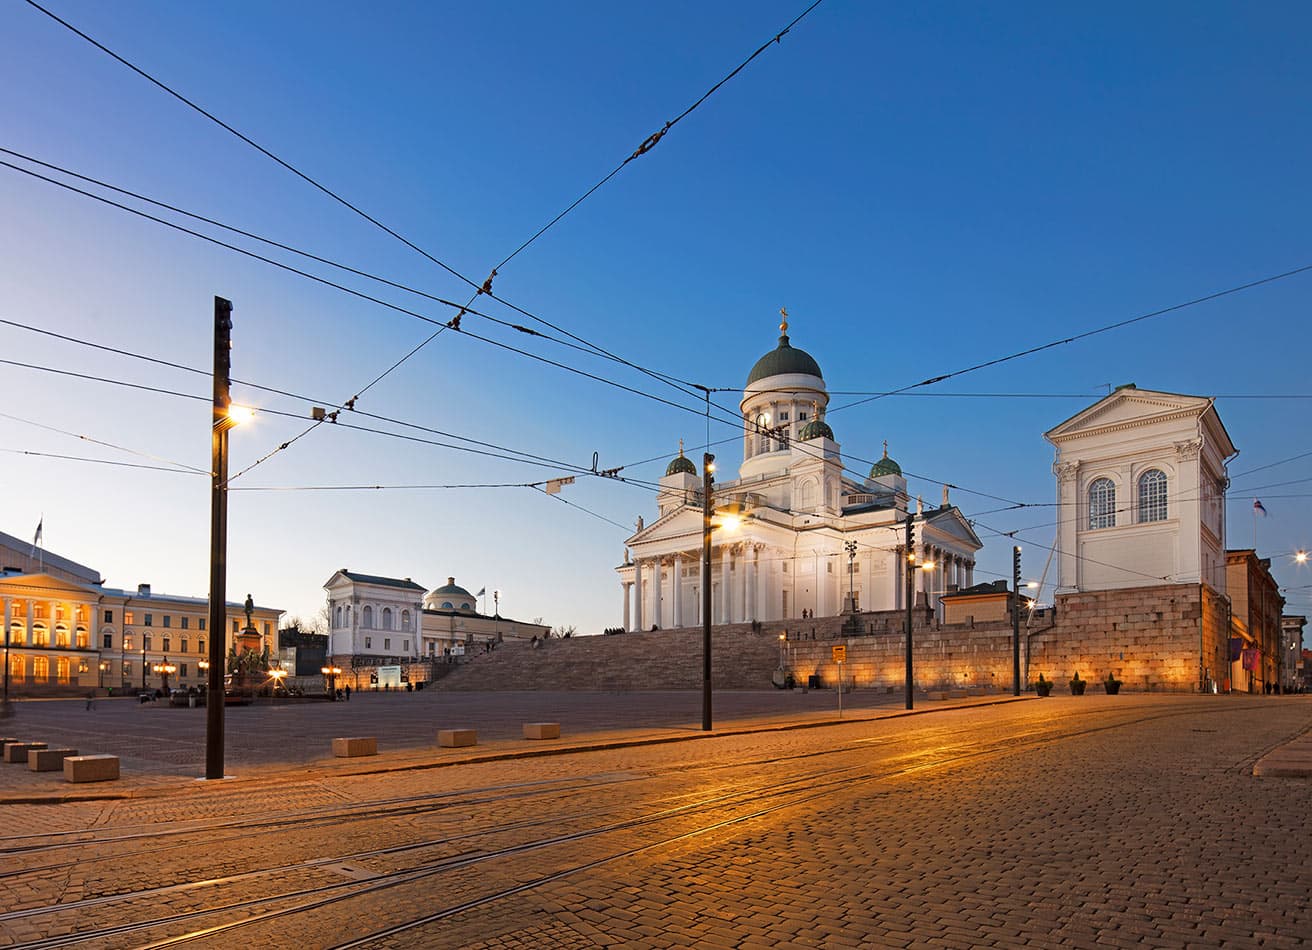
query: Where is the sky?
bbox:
[2,0,1310,631]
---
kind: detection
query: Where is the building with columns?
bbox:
[1,528,283,695]
[1044,385,1237,594]
[616,317,983,631]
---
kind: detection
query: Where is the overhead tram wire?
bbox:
[0,347,670,493]
[0,408,205,475]
[0,447,203,475]
[0,147,707,401]
[16,0,830,405]
[0,161,721,429]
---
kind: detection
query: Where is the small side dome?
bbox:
[798,418,834,441]
[665,441,697,477]
[870,441,901,478]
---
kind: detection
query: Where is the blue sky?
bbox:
[2,0,1310,630]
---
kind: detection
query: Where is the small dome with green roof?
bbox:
[745,313,823,387]
[665,441,697,477]
[869,441,902,478]
[798,405,834,442]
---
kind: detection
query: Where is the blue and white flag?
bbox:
[30,516,43,556]
[1253,499,1268,517]
[476,587,486,597]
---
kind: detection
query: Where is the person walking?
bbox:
[344,684,351,702]
[85,690,95,711]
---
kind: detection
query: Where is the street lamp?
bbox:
[844,540,858,613]
[702,452,715,731]
[152,657,176,694]
[321,665,341,696]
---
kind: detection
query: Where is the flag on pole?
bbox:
[1253,499,1268,517]
[30,516,43,556]
[476,587,486,597]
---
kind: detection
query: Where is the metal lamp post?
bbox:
[152,657,176,694]
[844,540,858,613]
[702,453,715,731]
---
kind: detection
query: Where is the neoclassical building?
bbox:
[0,528,283,695]
[1044,386,1237,594]
[617,317,983,630]
[324,570,548,685]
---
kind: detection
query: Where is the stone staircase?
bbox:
[434,623,788,691]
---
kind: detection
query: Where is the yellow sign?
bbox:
[832,645,846,663]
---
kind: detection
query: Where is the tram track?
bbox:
[1,702,1218,949]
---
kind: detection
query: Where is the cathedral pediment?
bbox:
[1044,388,1211,443]
[924,507,983,548]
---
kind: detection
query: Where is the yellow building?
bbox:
[1,529,282,696]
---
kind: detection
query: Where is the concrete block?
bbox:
[29,748,78,771]
[4,741,47,763]
[332,736,377,757]
[64,754,119,783]
[523,722,560,740]
[438,728,477,748]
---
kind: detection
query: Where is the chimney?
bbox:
[448,577,455,586]
[138,583,151,596]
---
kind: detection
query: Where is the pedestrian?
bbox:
[345,684,351,701]
[85,690,95,711]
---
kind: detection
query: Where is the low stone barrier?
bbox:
[64,754,120,783]
[4,741,47,763]
[523,722,560,740]
[29,748,78,772]
[438,729,477,748]
[332,737,377,757]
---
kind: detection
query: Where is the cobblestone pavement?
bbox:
[0,693,1308,948]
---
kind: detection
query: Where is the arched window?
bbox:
[362,606,373,629]
[55,624,70,649]
[33,624,49,648]
[1088,478,1116,529]
[334,605,342,628]
[799,479,817,510]
[75,627,88,649]
[401,610,411,631]
[382,607,393,630]
[1138,469,1167,523]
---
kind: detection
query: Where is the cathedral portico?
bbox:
[618,314,984,632]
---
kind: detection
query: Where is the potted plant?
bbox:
[1069,671,1087,696]
[1034,673,1053,697]
[1104,673,1122,695]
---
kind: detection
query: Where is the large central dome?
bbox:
[745,329,823,387]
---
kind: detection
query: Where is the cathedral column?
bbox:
[622,582,631,632]
[721,548,732,624]
[654,558,665,629]
[672,557,682,629]
[633,560,644,632]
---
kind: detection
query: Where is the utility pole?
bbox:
[702,453,714,731]
[1012,545,1022,696]
[206,296,233,780]
[904,515,915,710]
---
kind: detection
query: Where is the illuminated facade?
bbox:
[617,317,983,630]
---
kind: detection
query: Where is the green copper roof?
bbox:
[798,418,834,441]
[745,334,823,387]
[869,448,902,478]
[665,453,697,476]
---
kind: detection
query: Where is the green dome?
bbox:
[798,418,834,441]
[869,445,902,478]
[746,333,823,387]
[665,452,697,477]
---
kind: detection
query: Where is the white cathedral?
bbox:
[617,315,983,630]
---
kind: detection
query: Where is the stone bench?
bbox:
[29,748,78,772]
[438,728,477,748]
[64,754,120,783]
[925,691,950,701]
[4,741,47,763]
[523,722,560,740]
[332,737,377,757]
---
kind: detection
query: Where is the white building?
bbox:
[324,571,548,680]
[1044,386,1237,593]
[617,316,983,629]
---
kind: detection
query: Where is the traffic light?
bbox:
[1013,546,1022,587]
[906,517,916,560]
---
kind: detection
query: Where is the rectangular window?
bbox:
[198,639,206,655]
[162,636,171,652]
[181,616,189,630]
[123,660,132,677]
[199,618,206,631]
[104,609,113,623]
[124,634,134,651]
[103,633,113,649]
[798,411,808,421]
[778,411,789,422]
[365,636,372,649]
[384,638,391,651]
[263,621,270,636]
[180,663,188,677]
[181,637,189,654]
[143,634,153,651]
[163,615,171,628]
[144,613,153,627]
[403,640,409,652]
[232,620,238,633]
[125,611,135,625]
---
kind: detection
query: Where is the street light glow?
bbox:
[227,404,255,426]
[1297,550,1308,564]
